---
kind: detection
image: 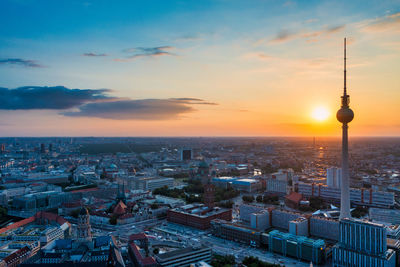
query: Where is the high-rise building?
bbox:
[181,148,192,161]
[40,143,46,154]
[336,38,354,220]
[327,167,342,188]
[332,219,396,266]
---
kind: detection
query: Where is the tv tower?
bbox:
[337,38,354,220]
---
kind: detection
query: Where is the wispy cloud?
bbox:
[63,98,216,120]
[0,58,44,68]
[268,24,345,44]
[362,12,400,32]
[82,52,107,57]
[269,30,297,44]
[0,86,112,110]
[115,46,175,61]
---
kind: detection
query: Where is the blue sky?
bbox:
[0,0,399,136]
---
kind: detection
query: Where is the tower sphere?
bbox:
[336,106,354,124]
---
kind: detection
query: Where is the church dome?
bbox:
[79,207,89,216]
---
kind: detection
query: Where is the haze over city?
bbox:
[1,0,399,137]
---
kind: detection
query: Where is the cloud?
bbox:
[269,30,297,44]
[115,46,175,61]
[170,98,218,105]
[82,53,107,57]
[268,25,345,44]
[0,58,43,68]
[0,86,216,120]
[363,12,400,32]
[63,98,216,120]
[0,86,112,110]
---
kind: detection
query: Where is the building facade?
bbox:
[332,219,396,267]
[298,182,394,208]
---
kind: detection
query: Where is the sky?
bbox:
[0,0,399,137]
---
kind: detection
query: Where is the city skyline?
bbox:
[1,0,399,137]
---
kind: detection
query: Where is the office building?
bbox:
[266,178,287,196]
[155,245,211,267]
[369,208,400,225]
[131,177,174,191]
[271,209,303,231]
[268,230,325,265]
[212,176,237,189]
[167,204,231,230]
[309,216,339,241]
[250,210,270,231]
[333,219,396,267]
[289,217,308,237]
[231,178,262,193]
[327,167,342,188]
[239,204,265,224]
[211,219,262,247]
[298,182,394,208]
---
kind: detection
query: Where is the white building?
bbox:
[130,177,174,191]
[309,216,339,241]
[271,209,302,231]
[369,208,400,225]
[298,182,394,208]
[289,217,308,237]
[239,204,265,223]
[250,210,270,231]
[327,167,342,188]
[266,178,287,195]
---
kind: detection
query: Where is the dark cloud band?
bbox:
[0,86,112,110]
[0,86,216,120]
[82,53,108,57]
[0,58,43,68]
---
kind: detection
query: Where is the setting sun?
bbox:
[312,106,330,122]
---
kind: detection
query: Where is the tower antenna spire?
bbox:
[344,37,346,97]
[341,38,349,108]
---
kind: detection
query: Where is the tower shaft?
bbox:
[340,123,351,219]
[337,38,354,220]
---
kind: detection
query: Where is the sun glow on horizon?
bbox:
[312,106,330,122]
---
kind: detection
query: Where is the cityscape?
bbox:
[1,1,400,267]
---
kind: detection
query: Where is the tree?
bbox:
[242,256,282,267]
[351,206,368,218]
[211,254,235,267]
[150,203,159,210]
[109,216,117,225]
[256,195,263,203]
[0,206,7,218]
[261,164,277,175]
[70,208,80,218]
[242,195,254,203]
[309,196,325,210]
[217,201,233,208]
